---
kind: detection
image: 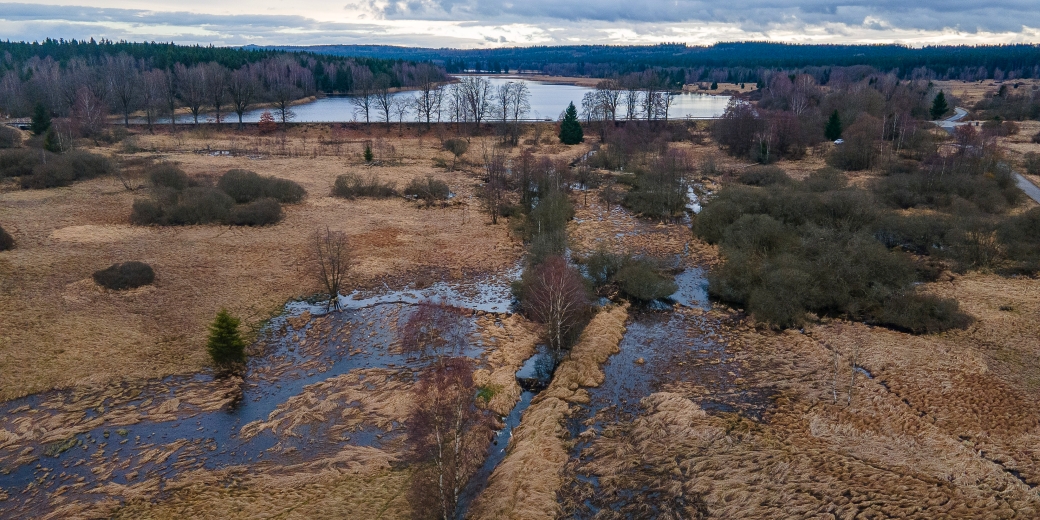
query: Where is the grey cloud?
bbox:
[372,0,1040,32]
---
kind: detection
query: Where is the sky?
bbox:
[1,1,1040,48]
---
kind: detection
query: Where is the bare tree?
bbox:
[205,62,230,123]
[310,227,352,309]
[373,74,395,129]
[524,256,591,357]
[265,59,305,125]
[414,63,442,128]
[459,76,492,125]
[160,68,178,131]
[175,63,207,125]
[394,95,412,135]
[108,53,139,127]
[596,78,623,123]
[141,69,167,133]
[624,86,641,120]
[350,66,375,124]
[227,66,257,129]
[506,81,531,145]
[480,141,506,224]
[406,357,492,520]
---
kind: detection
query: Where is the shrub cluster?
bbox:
[695,167,974,333]
[619,149,692,219]
[1,149,116,189]
[332,172,398,199]
[404,176,450,203]
[514,190,574,265]
[581,249,677,302]
[217,169,305,203]
[0,224,13,251]
[132,165,301,226]
[92,261,155,290]
[0,125,21,148]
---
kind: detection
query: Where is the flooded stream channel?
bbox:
[0,271,518,518]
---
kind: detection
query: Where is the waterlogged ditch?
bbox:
[559,271,772,517]
[0,270,519,518]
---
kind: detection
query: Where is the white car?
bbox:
[833,139,844,144]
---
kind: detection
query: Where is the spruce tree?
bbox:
[558,102,583,145]
[43,128,62,153]
[30,102,51,136]
[824,110,843,141]
[206,309,246,374]
[931,91,949,120]
[710,81,718,90]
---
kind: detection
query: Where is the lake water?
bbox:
[162,75,730,124]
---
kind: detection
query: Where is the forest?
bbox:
[0,39,447,121]
[261,42,1040,82]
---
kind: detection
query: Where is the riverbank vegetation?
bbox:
[2,64,1040,519]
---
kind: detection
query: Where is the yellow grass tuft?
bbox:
[468,304,628,520]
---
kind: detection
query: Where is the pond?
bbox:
[156,75,730,124]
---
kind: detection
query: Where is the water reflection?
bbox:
[156,75,730,124]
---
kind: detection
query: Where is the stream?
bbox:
[0,269,518,518]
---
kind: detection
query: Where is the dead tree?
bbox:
[310,227,352,309]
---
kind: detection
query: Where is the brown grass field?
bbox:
[1,117,1039,518]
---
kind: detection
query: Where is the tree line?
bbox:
[0,39,447,131]
[266,42,1040,84]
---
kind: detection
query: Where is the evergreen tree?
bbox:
[364,143,374,162]
[206,309,246,374]
[710,81,718,90]
[42,128,62,153]
[559,102,584,145]
[30,102,51,136]
[824,110,843,141]
[931,91,949,120]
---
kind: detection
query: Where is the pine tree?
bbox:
[824,110,843,141]
[558,102,583,145]
[931,91,949,120]
[364,143,374,162]
[710,81,718,90]
[206,309,246,374]
[30,102,51,136]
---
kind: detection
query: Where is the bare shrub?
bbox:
[0,125,22,148]
[218,169,305,203]
[228,198,282,226]
[0,224,13,251]
[332,172,398,199]
[878,291,973,334]
[1023,152,1040,176]
[404,176,450,204]
[149,164,189,190]
[400,301,470,360]
[310,227,352,308]
[92,261,155,290]
[443,138,468,170]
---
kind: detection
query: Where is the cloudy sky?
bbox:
[2,1,1039,48]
